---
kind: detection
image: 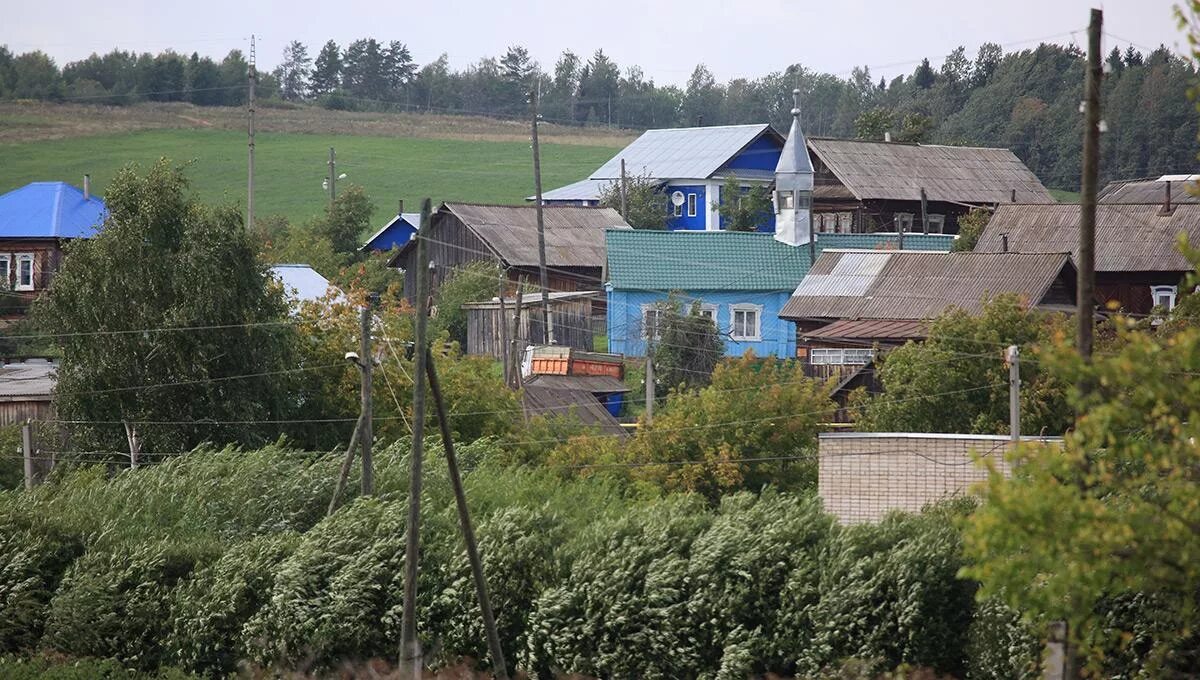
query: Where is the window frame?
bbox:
[1151,285,1178,311]
[696,303,718,323]
[837,212,854,234]
[0,254,10,290]
[776,190,794,212]
[926,213,945,234]
[895,212,914,233]
[809,347,875,366]
[15,253,34,291]
[686,192,698,218]
[729,303,763,342]
[641,305,663,341]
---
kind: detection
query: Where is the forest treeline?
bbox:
[1,39,1197,189]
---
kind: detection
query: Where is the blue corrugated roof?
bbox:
[0,182,107,239]
[606,230,955,291]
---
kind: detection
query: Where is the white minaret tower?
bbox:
[774,88,814,247]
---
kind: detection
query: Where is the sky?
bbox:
[5,0,1190,85]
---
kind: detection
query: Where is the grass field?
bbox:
[0,102,632,226]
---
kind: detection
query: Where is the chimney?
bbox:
[398,199,404,216]
[884,131,892,143]
[1010,188,1016,203]
[697,114,704,127]
[83,174,91,201]
[1163,180,1173,215]
[1001,233,1009,253]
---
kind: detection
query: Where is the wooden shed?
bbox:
[463,291,600,359]
[0,359,56,425]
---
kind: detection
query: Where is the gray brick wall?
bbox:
[818,432,1062,525]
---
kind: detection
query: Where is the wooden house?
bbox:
[387,202,630,305]
[462,290,599,358]
[779,250,1077,410]
[805,138,1054,236]
[0,179,106,318]
[0,358,56,425]
[975,202,1200,316]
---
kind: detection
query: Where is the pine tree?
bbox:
[310,40,342,97]
[276,40,311,101]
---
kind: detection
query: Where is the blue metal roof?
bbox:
[0,182,107,239]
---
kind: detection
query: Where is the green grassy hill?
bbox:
[0,128,621,226]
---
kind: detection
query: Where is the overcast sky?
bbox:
[5,0,1190,85]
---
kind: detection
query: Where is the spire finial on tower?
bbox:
[791,88,801,117]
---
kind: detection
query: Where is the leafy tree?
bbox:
[970,42,1003,87]
[312,184,374,254]
[597,172,668,230]
[682,63,723,126]
[853,294,1071,435]
[382,40,415,95]
[854,106,893,140]
[430,259,502,348]
[652,298,724,391]
[9,51,62,99]
[951,206,991,251]
[185,53,222,105]
[896,112,935,142]
[913,57,936,89]
[217,50,248,105]
[715,176,772,232]
[309,40,342,97]
[33,159,296,456]
[576,49,619,124]
[275,40,311,101]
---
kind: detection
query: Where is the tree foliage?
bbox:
[651,297,724,391]
[597,172,668,230]
[715,176,773,232]
[952,206,992,252]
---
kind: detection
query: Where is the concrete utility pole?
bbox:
[21,421,34,490]
[425,350,510,679]
[1078,8,1103,363]
[247,35,256,232]
[359,295,377,495]
[1007,345,1020,442]
[619,158,629,221]
[400,198,433,678]
[328,147,337,209]
[645,344,655,425]
[529,87,553,345]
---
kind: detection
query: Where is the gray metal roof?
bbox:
[977,203,1200,273]
[462,290,600,310]
[0,359,55,400]
[537,178,617,202]
[524,374,631,394]
[776,91,814,177]
[781,250,1075,321]
[444,202,631,269]
[1098,178,1200,204]
[521,385,628,437]
[590,124,779,180]
[808,138,1054,203]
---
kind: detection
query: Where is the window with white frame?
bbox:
[837,212,854,234]
[695,303,718,322]
[1152,285,1178,311]
[687,193,697,217]
[0,255,10,290]
[642,306,663,340]
[730,304,762,341]
[809,347,875,365]
[15,254,34,291]
[927,214,945,234]
[895,213,914,233]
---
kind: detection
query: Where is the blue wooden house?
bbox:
[361,211,422,252]
[539,123,785,232]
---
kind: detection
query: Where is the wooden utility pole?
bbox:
[1078,8,1103,363]
[359,296,376,495]
[645,345,655,425]
[511,281,525,388]
[328,147,337,209]
[920,187,929,235]
[247,35,256,232]
[400,198,433,677]
[529,88,553,345]
[619,158,629,220]
[498,271,510,387]
[21,421,34,490]
[327,413,365,516]
[425,350,510,679]
[1007,345,1020,443]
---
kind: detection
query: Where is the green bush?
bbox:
[0,655,196,679]
[965,598,1041,680]
[166,532,300,676]
[0,526,83,652]
[42,540,219,670]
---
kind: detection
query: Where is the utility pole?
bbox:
[400,198,433,678]
[511,280,525,388]
[327,413,365,516]
[619,158,629,220]
[1007,345,1020,443]
[425,349,510,679]
[247,35,256,232]
[328,147,337,209]
[529,88,553,345]
[359,295,377,495]
[645,343,655,425]
[1078,8,1102,364]
[21,420,34,490]
[920,187,929,235]
[498,271,510,387]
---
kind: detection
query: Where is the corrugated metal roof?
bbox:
[803,318,928,341]
[0,182,107,239]
[590,124,778,180]
[537,178,618,202]
[606,230,955,291]
[462,290,600,309]
[808,139,1054,203]
[0,359,56,400]
[271,264,342,304]
[1098,178,1200,204]
[362,212,422,249]
[977,203,1200,272]
[521,385,628,437]
[445,202,630,269]
[524,374,630,394]
[781,250,1074,321]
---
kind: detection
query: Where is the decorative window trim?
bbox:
[810,347,875,366]
[1151,285,1178,311]
[895,213,914,233]
[696,303,718,322]
[0,255,10,291]
[687,193,698,217]
[15,253,34,291]
[926,214,945,234]
[730,303,763,342]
